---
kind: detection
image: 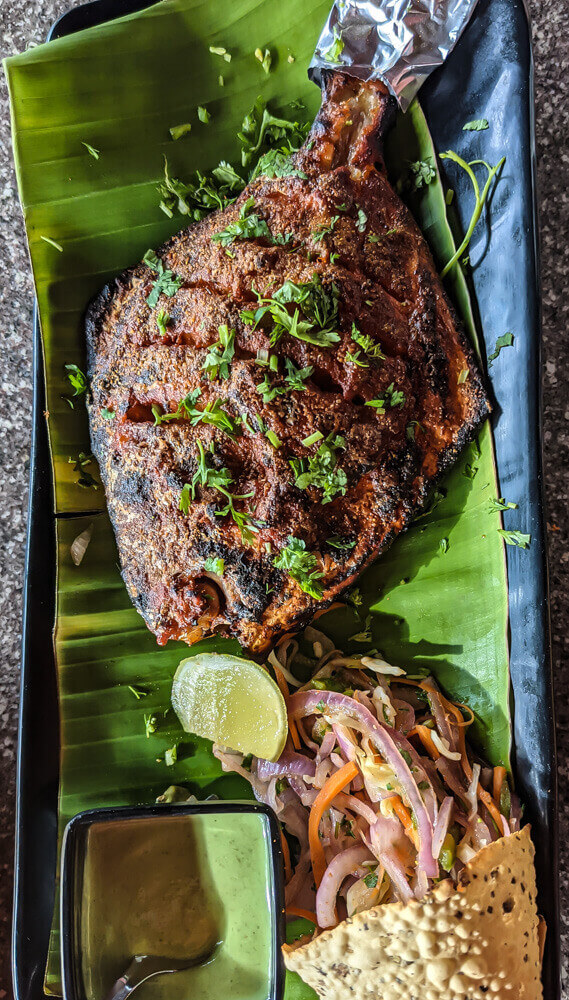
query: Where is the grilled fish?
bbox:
[86,73,489,654]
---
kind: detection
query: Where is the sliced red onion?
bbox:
[256,751,316,781]
[318,730,336,760]
[413,866,429,900]
[425,685,459,752]
[332,723,358,761]
[437,757,470,805]
[333,790,378,827]
[285,850,311,905]
[289,690,437,878]
[316,844,373,928]
[431,796,454,860]
[288,775,318,807]
[213,746,270,800]
[364,817,414,903]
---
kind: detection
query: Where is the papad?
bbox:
[284,827,542,999]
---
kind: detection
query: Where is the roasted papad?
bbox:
[284,827,542,1000]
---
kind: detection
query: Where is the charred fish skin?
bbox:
[86,73,490,654]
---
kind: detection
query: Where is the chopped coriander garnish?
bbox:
[498,529,531,549]
[65,364,88,401]
[488,497,519,512]
[327,535,356,551]
[290,433,346,504]
[143,249,183,307]
[156,309,170,336]
[157,156,244,220]
[301,431,324,447]
[345,351,369,368]
[356,207,367,233]
[463,118,489,131]
[312,215,339,243]
[180,441,263,542]
[349,614,372,643]
[254,47,272,74]
[439,537,449,553]
[400,749,413,767]
[204,556,225,575]
[463,463,478,480]
[256,357,313,404]
[101,407,115,420]
[128,684,150,699]
[287,53,295,64]
[446,188,454,205]
[41,235,63,252]
[152,388,238,436]
[218,75,225,86]
[351,323,385,360]
[363,870,379,889]
[488,331,514,365]
[330,252,340,263]
[241,274,341,349]
[368,233,380,243]
[406,159,436,191]
[273,536,324,599]
[406,420,424,442]
[458,368,469,384]
[365,383,405,411]
[322,26,344,64]
[265,429,282,449]
[201,324,235,380]
[81,141,100,159]
[68,452,98,489]
[169,123,192,141]
[197,106,211,124]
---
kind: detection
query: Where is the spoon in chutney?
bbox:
[103,921,219,1000]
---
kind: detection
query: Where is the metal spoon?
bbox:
[104,933,219,1000]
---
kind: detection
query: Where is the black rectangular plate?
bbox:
[12,0,560,997]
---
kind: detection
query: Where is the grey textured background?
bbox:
[0,0,567,994]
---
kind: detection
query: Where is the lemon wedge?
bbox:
[171,653,287,762]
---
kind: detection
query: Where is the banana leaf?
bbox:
[5,0,510,995]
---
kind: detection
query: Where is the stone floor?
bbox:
[0,0,567,994]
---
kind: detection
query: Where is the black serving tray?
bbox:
[12,0,560,998]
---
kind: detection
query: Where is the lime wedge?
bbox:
[171,653,288,762]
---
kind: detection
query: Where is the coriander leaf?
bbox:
[68,452,98,489]
[213,197,273,246]
[349,614,372,643]
[488,497,519,512]
[143,250,183,307]
[256,357,313,403]
[253,147,308,180]
[345,350,369,368]
[406,159,436,191]
[65,364,88,399]
[439,537,449,553]
[463,119,489,131]
[273,536,324,599]
[101,407,115,420]
[488,331,514,365]
[498,529,531,549]
[197,106,211,124]
[322,26,344,64]
[312,215,339,243]
[180,441,263,542]
[242,274,341,349]
[363,870,379,889]
[365,383,405,411]
[327,535,356,551]
[157,156,244,221]
[169,123,192,140]
[201,324,235,380]
[238,96,309,170]
[351,323,385,360]
[156,309,170,336]
[81,141,100,159]
[356,207,367,233]
[204,556,225,574]
[458,368,469,384]
[290,433,347,504]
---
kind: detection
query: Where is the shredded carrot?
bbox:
[389,677,423,688]
[412,724,438,760]
[309,760,359,887]
[272,662,301,750]
[492,766,507,806]
[280,830,292,883]
[286,906,317,924]
[312,602,344,621]
[450,700,475,726]
[477,783,505,836]
[383,795,419,849]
